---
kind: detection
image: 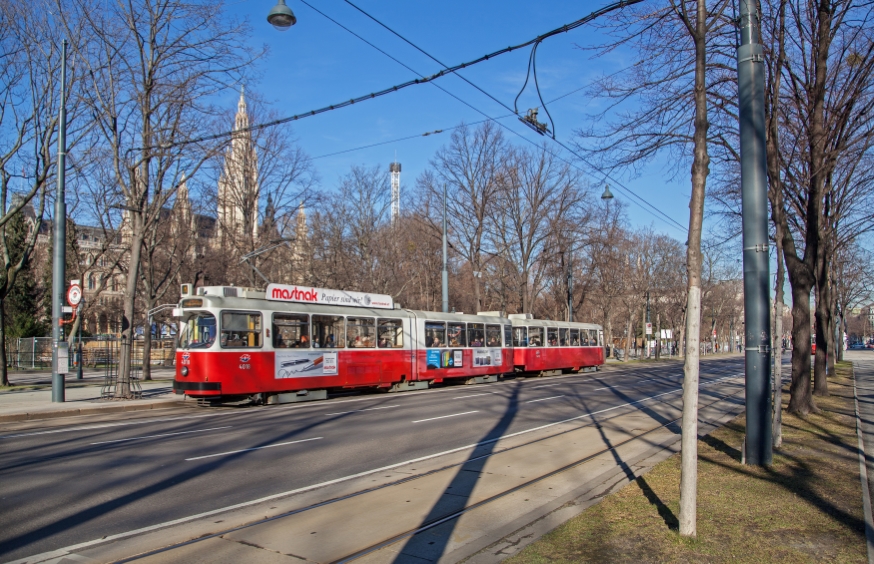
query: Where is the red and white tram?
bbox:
[173,283,604,404]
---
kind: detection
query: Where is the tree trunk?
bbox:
[0,298,7,387]
[143,313,153,381]
[117,214,145,399]
[813,271,829,395]
[679,0,709,538]
[773,230,785,448]
[787,277,817,414]
[624,311,633,362]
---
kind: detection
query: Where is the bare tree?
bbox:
[64,0,260,396]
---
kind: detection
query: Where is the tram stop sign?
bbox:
[67,282,82,307]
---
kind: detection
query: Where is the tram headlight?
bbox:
[181,366,189,377]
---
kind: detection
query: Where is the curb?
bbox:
[0,399,185,423]
[852,363,874,564]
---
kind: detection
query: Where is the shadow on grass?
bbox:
[636,476,678,531]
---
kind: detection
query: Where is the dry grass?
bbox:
[506,361,867,564]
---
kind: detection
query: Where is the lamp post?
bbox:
[51,40,68,403]
[442,183,449,313]
[737,0,772,465]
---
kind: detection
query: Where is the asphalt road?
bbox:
[0,356,745,562]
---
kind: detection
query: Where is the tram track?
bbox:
[108,373,745,564]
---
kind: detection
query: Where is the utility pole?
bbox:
[442,183,449,313]
[51,40,68,403]
[567,264,573,323]
[646,291,651,358]
[738,0,773,465]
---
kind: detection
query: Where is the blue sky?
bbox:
[220,0,695,240]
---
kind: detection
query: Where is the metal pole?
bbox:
[646,291,651,358]
[76,305,83,380]
[441,183,449,313]
[566,264,573,322]
[738,0,773,465]
[51,40,68,403]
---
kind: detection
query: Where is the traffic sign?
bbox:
[645,323,653,335]
[67,283,82,306]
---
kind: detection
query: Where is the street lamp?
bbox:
[601,184,614,200]
[267,0,297,31]
[51,40,69,403]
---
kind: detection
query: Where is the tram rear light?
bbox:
[181,366,189,377]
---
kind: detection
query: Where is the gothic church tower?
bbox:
[217,87,259,244]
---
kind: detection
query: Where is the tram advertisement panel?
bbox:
[275,351,338,378]
[426,349,464,369]
[473,348,502,366]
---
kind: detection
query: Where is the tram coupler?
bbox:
[267,390,328,405]
[387,381,429,393]
[464,375,499,385]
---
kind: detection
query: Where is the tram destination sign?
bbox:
[266,283,394,310]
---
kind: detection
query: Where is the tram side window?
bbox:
[581,331,590,346]
[513,326,528,347]
[486,325,501,347]
[273,313,309,348]
[559,328,569,346]
[528,327,543,346]
[448,322,467,347]
[570,329,580,346]
[221,312,262,348]
[425,322,446,347]
[504,325,513,347]
[180,312,216,349]
[347,317,376,348]
[312,315,345,348]
[378,318,404,348]
[547,328,558,347]
[469,323,485,347]
[590,330,599,346]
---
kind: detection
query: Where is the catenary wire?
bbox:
[324,1,689,234]
[129,0,643,156]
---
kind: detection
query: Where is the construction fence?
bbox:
[5,337,177,370]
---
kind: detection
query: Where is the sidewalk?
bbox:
[5,367,175,386]
[0,381,183,423]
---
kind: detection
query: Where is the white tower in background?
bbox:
[390,161,401,226]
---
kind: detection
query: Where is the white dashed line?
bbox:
[185,437,323,461]
[525,395,565,403]
[412,411,479,423]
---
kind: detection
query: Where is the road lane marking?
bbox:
[14,374,746,564]
[412,411,479,423]
[90,426,232,445]
[185,437,322,461]
[324,405,400,416]
[526,395,565,403]
[453,393,499,399]
[531,383,563,389]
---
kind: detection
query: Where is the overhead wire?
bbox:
[328,1,688,234]
[131,0,643,155]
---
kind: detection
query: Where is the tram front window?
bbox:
[179,312,216,349]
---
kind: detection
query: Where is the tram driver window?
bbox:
[468,323,485,347]
[220,312,262,348]
[486,325,501,347]
[547,328,558,347]
[347,317,376,348]
[528,327,542,347]
[273,313,309,348]
[570,329,580,346]
[448,322,467,347]
[559,328,569,346]
[378,318,404,348]
[425,322,446,347]
[312,315,345,348]
[513,326,528,347]
[179,312,216,349]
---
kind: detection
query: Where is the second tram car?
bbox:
[173,282,604,404]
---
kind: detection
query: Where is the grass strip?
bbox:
[506,361,866,563]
